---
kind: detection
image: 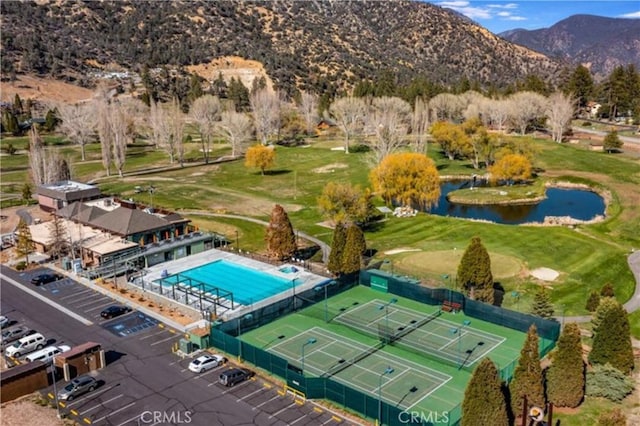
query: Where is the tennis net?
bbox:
[322,341,386,378]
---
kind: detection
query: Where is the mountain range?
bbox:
[499,15,640,79]
[0,0,562,95]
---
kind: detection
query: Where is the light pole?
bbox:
[314,280,336,323]
[301,338,317,374]
[377,366,394,426]
[50,358,61,419]
[442,274,451,303]
[450,320,471,369]
[378,298,398,343]
[237,313,253,361]
[148,185,156,210]
[235,230,239,251]
[291,276,299,310]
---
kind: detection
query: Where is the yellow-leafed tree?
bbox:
[245,144,276,175]
[488,153,532,184]
[370,152,440,210]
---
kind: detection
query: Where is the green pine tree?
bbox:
[591,297,618,331]
[546,323,585,407]
[509,324,545,416]
[16,219,35,264]
[461,358,509,426]
[21,183,32,205]
[457,237,493,303]
[589,300,634,374]
[341,224,366,275]
[585,290,601,312]
[603,130,623,153]
[531,287,554,319]
[586,364,634,402]
[327,223,347,275]
[264,204,297,261]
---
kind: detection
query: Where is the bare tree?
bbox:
[545,92,576,143]
[484,98,510,132]
[215,111,254,158]
[148,101,168,149]
[191,95,222,163]
[250,88,281,145]
[411,97,431,153]
[298,91,319,135]
[96,99,113,176]
[365,96,412,164]
[28,125,46,185]
[167,98,186,166]
[56,102,95,161]
[328,96,367,154]
[429,93,464,121]
[508,91,546,135]
[110,101,129,178]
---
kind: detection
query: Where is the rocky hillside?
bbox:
[500,15,640,80]
[1,0,563,94]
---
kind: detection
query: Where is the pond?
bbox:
[428,181,606,224]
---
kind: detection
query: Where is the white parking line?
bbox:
[191,366,223,380]
[80,394,124,414]
[222,381,251,393]
[140,330,167,341]
[60,289,92,300]
[114,413,143,426]
[237,387,265,402]
[76,298,112,309]
[84,302,115,313]
[269,402,297,419]
[64,292,102,304]
[252,394,280,410]
[149,335,181,346]
[323,419,333,425]
[290,414,308,424]
[91,401,136,423]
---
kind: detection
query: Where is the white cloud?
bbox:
[487,3,518,9]
[619,11,640,18]
[436,1,493,19]
[497,11,511,17]
[506,16,527,21]
[437,1,471,7]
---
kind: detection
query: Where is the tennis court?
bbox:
[269,327,452,410]
[334,299,505,370]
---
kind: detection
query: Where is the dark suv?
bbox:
[30,273,63,286]
[219,368,254,387]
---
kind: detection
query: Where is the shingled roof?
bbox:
[57,202,106,224]
[89,207,170,236]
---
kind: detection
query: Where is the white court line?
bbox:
[269,402,297,418]
[92,402,136,424]
[80,394,124,414]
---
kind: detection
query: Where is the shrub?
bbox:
[349,143,370,153]
[15,261,27,271]
[586,364,634,402]
[596,408,627,426]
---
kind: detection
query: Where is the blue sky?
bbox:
[425,1,640,34]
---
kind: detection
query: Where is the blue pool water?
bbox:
[172,260,295,305]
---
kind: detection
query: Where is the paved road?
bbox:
[572,126,640,146]
[0,265,355,426]
[183,211,331,263]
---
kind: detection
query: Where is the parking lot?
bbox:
[1,266,356,426]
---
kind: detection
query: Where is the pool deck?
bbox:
[141,249,329,320]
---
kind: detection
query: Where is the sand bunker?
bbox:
[384,248,421,255]
[530,267,560,281]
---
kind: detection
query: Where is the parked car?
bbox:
[188,354,226,373]
[100,305,132,319]
[30,273,63,286]
[57,375,98,401]
[218,368,254,387]
[1,326,35,347]
[0,315,9,329]
[5,333,46,358]
[25,345,71,363]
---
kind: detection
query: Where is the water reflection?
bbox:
[427,181,605,225]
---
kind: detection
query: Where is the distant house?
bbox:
[586,101,601,118]
[37,181,102,212]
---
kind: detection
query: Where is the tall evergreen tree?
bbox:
[565,64,594,108]
[603,130,623,153]
[531,287,554,319]
[589,300,634,374]
[327,222,347,275]
[264,204,297,261]
[47,214,68,260]
[585,290,600,312]
[457,237,493,303]
[546,323,584,407]
[21,183,32,205]
[509,324,545,416]
[15,219,35,264]
[461,358,509,426]
[341,224,366,274]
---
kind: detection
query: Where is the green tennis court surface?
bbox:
[242,286,528,419]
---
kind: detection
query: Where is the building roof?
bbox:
[28,219,102,246]
[57,202,106,224]
[37,180,101,202]
[90,206,171,236]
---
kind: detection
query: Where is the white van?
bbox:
[5,333,46,358]
[25,345,71,363]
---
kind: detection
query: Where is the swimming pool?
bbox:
[166,259,296,305]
